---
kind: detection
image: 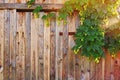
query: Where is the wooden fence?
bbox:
[0,0,120,80]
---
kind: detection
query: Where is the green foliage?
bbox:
[42,13,55,20]
[42,13,55,26]
[27,0,35,8]
[27,0,120,63]
[59,0,120,62]
[27,0,42,18]
[72,18,105,62]
[33,6,42,18]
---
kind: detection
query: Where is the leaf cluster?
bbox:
[26,0,120,63]
[27,0,35,8]
[42,13,55,20]
[72,18,105,61]
[33,6,42,18]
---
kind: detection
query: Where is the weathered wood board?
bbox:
[0,1,120,80]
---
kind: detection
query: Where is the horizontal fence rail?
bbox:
[0,3,63,11]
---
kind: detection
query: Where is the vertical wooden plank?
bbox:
[31,13,38,80]
[16,0,27,79]
[56,14,63,80]
[114,56,120,80]
[74,14,80,80]
[44,14,50,80]
[68,36,75,80]
[89,61,96,80]
[68,16,76,80]
[82,57,90,80]
[25,12,31,80]
[85,59,90,80]
[20,12,26,80]
[0,10,4,80]
[59,33,63,80]
[96,60,102,80]
[15,15,19,80]
[16,12,26,80]
[10,10,17,80]
[31,13,35,80]
[50,13,56,80]
[0,1,4,66]
[4,10,10,80]
[62,18,69,80]
[95,61,97,80]
[105,51,111,80]
[35,14,39,80]
[110,56,115,80]
[55,14,59,80]
[38,12,44,80]
[79,56,85,80]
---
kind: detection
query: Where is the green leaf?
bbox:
[42,15,47,20]
[33,6,42,13]
[26,0,35,8]
[32,6,42,18]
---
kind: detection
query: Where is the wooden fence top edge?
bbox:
[0,3,63,11]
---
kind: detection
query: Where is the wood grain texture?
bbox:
[89,61,96,80]
[0,3,63,11]
[95,60,102,80]
[68,16,76,80]
[25,12,31,80]
[44,13,50,80]
[68,36,75,80]
[105,51,111,80]
[31,13,37,80]
[35,14,39,80]
[62,18,69,80]
[8,0,16,80]
[74,14,80,80]
[55,16,59,80]
[37,12,44,80]
[10,10,17,80]
[4,10,10,80]
[0,10,4,80]
[56,15,63,80]
[16,12,26,80]
[50,13,56,80]
[1,2,120,79]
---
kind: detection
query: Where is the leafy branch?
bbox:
[26,0,120,63]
